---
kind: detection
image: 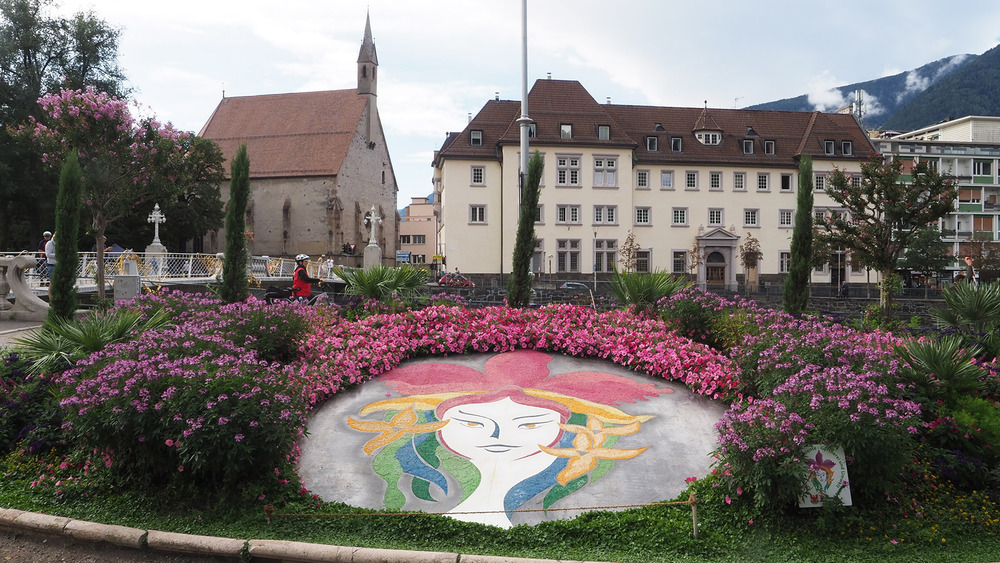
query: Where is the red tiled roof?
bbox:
[199,90,368,178]
[437,79,876,168]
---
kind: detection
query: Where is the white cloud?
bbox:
[807,72,851,112]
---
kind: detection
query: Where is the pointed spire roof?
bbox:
[693,105,722,132]
[357,11,378,65]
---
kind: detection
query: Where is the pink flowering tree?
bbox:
[19,87,189,298]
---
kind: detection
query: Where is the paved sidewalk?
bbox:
[0,319,41,347]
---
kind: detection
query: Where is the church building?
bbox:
[199,14,398,263]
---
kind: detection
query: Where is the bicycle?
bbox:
[263,284,330,305]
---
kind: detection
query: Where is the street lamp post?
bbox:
[593,230,598,291]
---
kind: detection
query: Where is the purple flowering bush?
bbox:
[55,295,311,493]
[661,289,923,511]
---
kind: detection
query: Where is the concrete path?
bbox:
[0,319,41,348]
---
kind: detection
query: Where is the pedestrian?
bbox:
[964,256,978,287]
[37,230,52,284]
[44,232,56,298]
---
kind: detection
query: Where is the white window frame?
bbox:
[815,174,825,191]
[708,208,723,227]
[470,130,483,146]
[556,155,581,187]
[764,140,775,155]
[557,239,581,273]
[598,125,610,140]
[743,208,759,227]
[556,204,581,225]
[824,140,835,155]
[636,169,649,189]
[757,172,770,192]
[635,206,651,226]
[560,124,573,139]
[780,173,793,192]
[593,156,618,188]
[685,171,698,190]
[780,251,791,273]
[671,207,688,226]
[779,209,793,228]
[593,205,618,225]
[660,170,674,190]
[733,172,746,192]
[974,160,993,176]
[671,137,682,152]
[842,141,853,156]
[594,239,617,273]
[471,165,485,186]
[646,136,658,151]
[672,251,687,274]
[470,205,487,224]
[743,139,753,154]
[709,171,722,191]
[635,249,651,273]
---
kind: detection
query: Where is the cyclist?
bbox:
[291,254,323,302]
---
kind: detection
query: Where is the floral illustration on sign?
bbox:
[347,349,672,527]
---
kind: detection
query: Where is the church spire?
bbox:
[357,11,378,96]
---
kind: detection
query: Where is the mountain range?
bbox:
[748,43,1000,132]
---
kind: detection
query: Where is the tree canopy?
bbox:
[821,155,956,314]
[19,87,195,297]
[0,0,126,250]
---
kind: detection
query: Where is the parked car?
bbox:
[559,282,590,290]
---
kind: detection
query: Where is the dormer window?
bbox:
[560,124,573,139]
[743,139,754,154]
[671,137,682,152]
[470,130,483,146]
[598,125,610,140]
[528,123,536,138]
[764,140,775,155]
[824,140,835,155]
[646,136,658,151]
[842,141,853,155]
[696,132,721,145]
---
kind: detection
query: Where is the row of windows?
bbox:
[467,204,803,228]
[398,234,427,245]
[470,163,863,192]
[470,126,854,159]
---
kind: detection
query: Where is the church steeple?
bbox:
[357,11,377,97]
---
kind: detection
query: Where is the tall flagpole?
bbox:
[517,0,531,200]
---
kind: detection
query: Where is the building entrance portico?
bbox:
[695,227,739,291]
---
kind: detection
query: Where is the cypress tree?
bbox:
[48,151,83,322]
[506,151,544,308]
[220,144,250,303]
[783,155,814,315]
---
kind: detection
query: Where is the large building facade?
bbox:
[199,15,397,263]
[433,79,875,289]
[883,116,1000,279]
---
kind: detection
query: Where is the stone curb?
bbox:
[1,510,610,562]
[146,529,245,558]
[64,519,147,550]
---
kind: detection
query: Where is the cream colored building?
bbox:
[433,79,874,290]
[199,15,397,263]
[398,195,440,274]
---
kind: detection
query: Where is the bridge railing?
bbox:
[1,251,338,291]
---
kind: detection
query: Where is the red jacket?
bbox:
[292,265,319,297]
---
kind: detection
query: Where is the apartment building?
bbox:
[432,78,875,289]
[398,195,440,273]
[883,116,1000,278]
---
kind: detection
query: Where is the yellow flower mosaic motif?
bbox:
[539,418,647,485]
[347,406,447,455]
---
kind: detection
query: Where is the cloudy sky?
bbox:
[52,0,1000,205]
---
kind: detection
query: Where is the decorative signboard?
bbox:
[799,444,852,508]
